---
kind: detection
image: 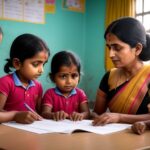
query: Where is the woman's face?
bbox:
[106,33,138,68]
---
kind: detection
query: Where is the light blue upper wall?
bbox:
[83,0,106,101]
[0,0,106,101]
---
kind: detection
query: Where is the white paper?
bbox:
[3,119,131,134]
[23,0,44,23]
[3,0,23,20]
[1,0,45,24]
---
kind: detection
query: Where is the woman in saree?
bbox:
[92,17,150,126]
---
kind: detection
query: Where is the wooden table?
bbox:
[0,124,150,150]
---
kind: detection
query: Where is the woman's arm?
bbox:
[93,89,108,115]
[119,113,150,124]
[92,112,150,126]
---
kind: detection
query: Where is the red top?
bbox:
[42,88,88,115]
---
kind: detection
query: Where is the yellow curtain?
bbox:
[105,0,135,71]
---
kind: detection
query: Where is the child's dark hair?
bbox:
[50,50,81,82]
[0,27,3,35]
[4,33,50,73]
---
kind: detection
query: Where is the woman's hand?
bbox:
[92,112,121,126]
[132,121,146,135]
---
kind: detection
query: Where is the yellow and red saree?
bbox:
[108,65,150,114]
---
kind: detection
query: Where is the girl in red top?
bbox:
[0,33,50,124]
[41,51,90,121]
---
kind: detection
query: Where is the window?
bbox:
[135,0,150,33]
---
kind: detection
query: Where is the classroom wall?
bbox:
[0,0,106,102]
[83,0,106,102]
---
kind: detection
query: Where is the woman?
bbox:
[92,17,150,126]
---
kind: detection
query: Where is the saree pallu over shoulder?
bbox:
[108,65,150,114]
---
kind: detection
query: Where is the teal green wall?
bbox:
[0,0,106,102]
[83,0,106,101]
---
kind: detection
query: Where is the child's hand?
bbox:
[51,111,69,121]
[14,111,41,124]
[132,121,146,135]
[70,112,84,121]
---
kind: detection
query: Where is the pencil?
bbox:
[24,102,43,120]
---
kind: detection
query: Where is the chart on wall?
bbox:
[45,0,55,13]
[0,0,45,24]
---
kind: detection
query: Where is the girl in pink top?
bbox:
[0,33,50,124]
[41,51,90,121]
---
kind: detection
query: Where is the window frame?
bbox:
[135,0,150,33]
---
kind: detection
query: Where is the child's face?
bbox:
[15,51,49,85]
[0,33,3,43]
[54,65,80,96]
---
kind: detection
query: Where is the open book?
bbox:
[3,119,131,134]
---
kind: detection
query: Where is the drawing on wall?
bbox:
[62,0,85,13]
[45,0,55,13]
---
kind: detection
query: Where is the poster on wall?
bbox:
[62,0,85,13]
[0,0,45,24]
[3,0,23,21]
[24,0,45,23]
[45,0,55,13]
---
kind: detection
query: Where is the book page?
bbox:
[3,119,131,134]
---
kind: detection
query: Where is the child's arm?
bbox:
[0,93,7,111]
[41,105,69,121]
[70,102,90,121]
[0,111,18,123]
[35,96,42,114]
[132,121,147,135]
[41,105,53,119]
[132,119,150,135]
[0,93,41,124]
[0,111,41,124]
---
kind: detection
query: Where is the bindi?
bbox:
[106,33,112,42]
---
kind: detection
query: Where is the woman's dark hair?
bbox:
[4,33,50,73]
[104,17,150,61]
[50,50,81,82]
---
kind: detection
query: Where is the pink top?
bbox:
[0,73,43,111]
[42,88,88,115]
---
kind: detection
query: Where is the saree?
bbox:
[108,65,150,114]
